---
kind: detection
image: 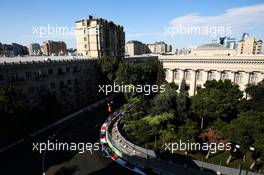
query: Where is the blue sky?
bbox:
[0,0,264,49]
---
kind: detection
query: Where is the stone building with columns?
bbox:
[159,46,264,96]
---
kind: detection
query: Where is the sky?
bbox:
[0,0,264,49]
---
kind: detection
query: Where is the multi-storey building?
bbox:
[147,41,168,54]
[28,43,42,56]
[160,44,264,96]
[219,37,236,49]
[166,45,172,53]
[0,56,103,113]
[42,40,67,56]
[237,36,262,55]
[0,43,28,57]
[125,40,150,56]
[75,16,125,59]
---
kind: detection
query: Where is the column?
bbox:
[255,72,261,84]
[260,72,264,82]
[240,71,250,91]
[189,70,197,96]
[165,69,170,82]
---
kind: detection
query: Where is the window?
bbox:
[208,71,215,80]
[221,71,229,80]
[235,73,243,83]
[185,84,190,91]
[84,37,87,41]
[25,72,32,79]
[48,69,53,75]
[11,74,19,82]
[50,82,56,89]
[196,71,203,81]
[57,68,63,75]
[67,79,72,85]
[84,44,87,48]
[250,73,258,84]
[185,71,191,80]
[59,81,65,88]
[0,74,4,81]
[66,67,70,72]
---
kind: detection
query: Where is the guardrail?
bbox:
[115,117,157,159]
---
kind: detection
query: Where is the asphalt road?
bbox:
[0,99,139,175]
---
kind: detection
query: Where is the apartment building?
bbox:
[42,40,67,56]
[75,16,125,59]
[147,41,168,54]
[0,43,28,57]
[237,36,262,55]
[0,56,103,113]
[28,43,42,56]
[125,40,150,56]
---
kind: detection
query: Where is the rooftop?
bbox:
[0,55,91,64]
[196,43,229,50]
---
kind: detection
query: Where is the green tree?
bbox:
[115,59,165,86]
[97,56,119,81]
[177,119,199,142]
[222,111,264,165]
[191,80,243,129]
[245,79,264,112]
[150,84,177,115]
[142,113,174,148]
[122,96,148,120]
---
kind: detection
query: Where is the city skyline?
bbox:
[0,0,264,49]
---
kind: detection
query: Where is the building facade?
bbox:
[125,40,149,56]
[28,43,42,56]
[219,37,236,49]
[160,54,264,96]
[75,16,125,59]
[147,41,168,54]
[237,37,262,55]
[0,56,103,113]
[0,43,28,57]
[42,40,67,56]
[166,45,172,53]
